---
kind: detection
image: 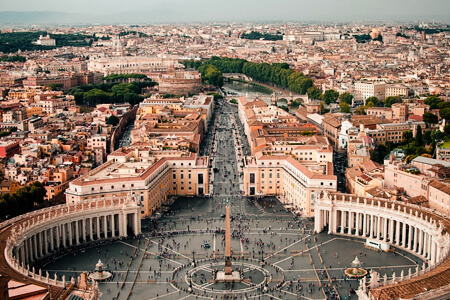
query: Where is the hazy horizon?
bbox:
[0,0,449,23]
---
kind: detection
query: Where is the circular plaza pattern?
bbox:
[29,196,426,299]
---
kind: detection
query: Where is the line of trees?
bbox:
[0,182,46,220]
[240,31,283,41]
[0,55,26,62]
[68,75,157,107]
[183,56,313,94]
[0,31,95,53]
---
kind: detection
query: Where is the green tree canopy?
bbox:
[422,112,439,126]
[198,64,223,87]
[402,130,413,143]
[106,115,120,126]
[416,125,423,146]
[424,95,442,109]
[339,92,354,105]
[322,89,339,105]
[439,107,450,122]
[384,96,403,107]
[307,86,323,100]
[339,102,351,113]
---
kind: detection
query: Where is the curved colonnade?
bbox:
[2,197,141,290]
[315,192,450,300]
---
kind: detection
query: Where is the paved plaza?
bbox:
[41,101,423,299]
[41,196,423,299]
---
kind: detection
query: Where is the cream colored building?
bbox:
[66,148,209,218]
[88,56,179,76]
[385,84,410,98]
[354,81,386,102]
[428,181,450,216]
[243,155,336,216]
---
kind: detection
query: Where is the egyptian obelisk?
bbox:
[224,205,232,275]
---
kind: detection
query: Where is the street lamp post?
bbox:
[192,250,196,267]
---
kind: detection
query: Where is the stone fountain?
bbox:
[344,256,368,278]
[89,259,112,282]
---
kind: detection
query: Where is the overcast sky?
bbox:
[1,0,449,22]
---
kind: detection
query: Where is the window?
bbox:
[173,174,176,179]
[181,174,184,179]
[262,173,265,179]
[188,174,191,179]
[250,173,255,184]
[198,173,204,184]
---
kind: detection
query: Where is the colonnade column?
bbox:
[431,239,436,265]
[37,233,43,257]
[44,229,48,255]
[402,222,407,247]
[68,221,73,246]
[27,238,33,263]
[428,234,433,261]
[348,212,354,234]
[32,235,38,260]
[418,229,424,256]
[112,214,116,237]
[62,224,67,248]
[340,211,345,234]
[389,218,394,242]
[82,219,86,242]
[355,213,360,236]
[50,227,54,251]
[89,218,93,241]
[363,214,367,237]
[96,217,101,240]
[371,215,375,239]
[103,216,108,239]
[134,212,140,235]
[395,220,400,245]
[55,225,60,249]
[20,246,25,265]
[413,227,419,252]
[75,221,79,245]
[408,225,414,250]
[377,215,381,239]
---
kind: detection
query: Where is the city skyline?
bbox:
[0,0,449,24]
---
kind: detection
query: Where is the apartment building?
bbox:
[354,81,386,102]
[385,84,410,98]
[243,155,336,216]
[66,148,209,218]
[428,180,450,216]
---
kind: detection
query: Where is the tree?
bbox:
[402,130,413,143]
[384,96,402,107]
[323,89,339,105]
[106,115,119,126]
[365,96,381,107]
[444,125,450,138]
[431,130,444,141]
[339,102,351,113]
[422,112,439,127]
[355,106,367,115]
[416,125,423,146]
[307,86,323,100]
[423,130,432,145]
[439,107,450,122]
[339,92,353,105]
[424,95,442,109]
